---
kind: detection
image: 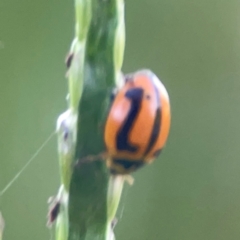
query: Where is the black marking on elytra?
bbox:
[111,158,145,173]
[146,94,151,100]
[144,80,162,156]
[153,148,162,158]
[116,88,144,152]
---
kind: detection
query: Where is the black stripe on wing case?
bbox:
[144,81,162,156]
[116,88,144,152]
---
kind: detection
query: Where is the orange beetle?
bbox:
[104,69,171,174]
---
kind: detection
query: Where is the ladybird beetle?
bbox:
[104,69,171,174]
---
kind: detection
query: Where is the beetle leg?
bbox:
[124,174,134,185]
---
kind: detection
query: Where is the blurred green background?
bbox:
[1,0,240,239]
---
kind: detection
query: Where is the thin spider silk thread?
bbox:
[0,131,56,198]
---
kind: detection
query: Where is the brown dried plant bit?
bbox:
[65,52,74,69]
[0,212,5,239]
[111,218,118,229]
[47,197,61,227]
